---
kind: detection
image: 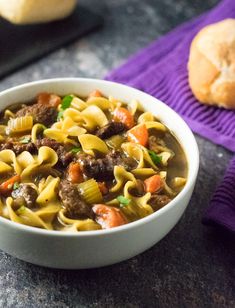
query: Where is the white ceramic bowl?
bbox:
[0,78,199,269]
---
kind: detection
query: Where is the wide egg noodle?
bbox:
[38,175,55,193]
[122,142,158,170]
[121,181,153,220]
[70,97,88,111]
[21,146,58,180]
[43,128,74,144]
[86,97,112,110]
[58,209,101,231]
[17,151,35,169]
[63,108,83,122]
[45,116,86,143]
[0,161,13,173]
[36,203,61,225]
[78,134,108,156]
[159,171,176,196]
[44,107,86,143]
[0,150,22,175]
[61,117,86,137]
[132,168,157,177]
[6,197,52,230]
[138,112,154,123]
[34,146,58,166]
[110,166,137,193]
[144,121,166,131]
[31,124,47,143]
[36,176,60,205]
[129,99,143,116]
[172,177,186,188]
[162,178,176,197]
[81,105,108,131]
[43,118,80,144]
[158,151,173,166]
[4,109,15,119]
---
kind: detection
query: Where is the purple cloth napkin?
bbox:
[202,157,235,232]
[105,0,235,232]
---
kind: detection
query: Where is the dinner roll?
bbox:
[188,18,235,109]
[0,0,77,24]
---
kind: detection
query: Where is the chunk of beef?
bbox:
[35,138,75,166]
[16,103,57,126]
[78,150,136,180]
[35,137,61,151]
[12,184,38,208]
[56,146,75,167]
[59,180,93,219]
[149,193,172,211]
[0,141,36,155]
[13,142,36,154]
[96,122,127,139]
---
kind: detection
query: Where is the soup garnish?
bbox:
[0,91,187,231]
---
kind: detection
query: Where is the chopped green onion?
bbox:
[61,95,73,110]
[70,147,82,154]
[20,136,31,144]
[57,95,74,121]
[13,182,20,190]
[17,205,26,215]
[148,150,162,165]
[117,195,130,207]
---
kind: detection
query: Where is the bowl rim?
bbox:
[0,78,199,237]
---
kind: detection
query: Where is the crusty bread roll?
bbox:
[0,0,77,24]
[188,18,235,109]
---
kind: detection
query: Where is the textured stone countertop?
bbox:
[0,0,235,307]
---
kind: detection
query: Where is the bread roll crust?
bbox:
[188,18,235,109]
[0,0,77,24]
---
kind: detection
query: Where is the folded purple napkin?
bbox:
[106,0,235,232]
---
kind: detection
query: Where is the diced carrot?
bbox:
[67,163,83,184]
[37,93,61,108]
[0,175,21,195]
[127,123,148,146]
[87,90,103,99]
[98,182,109,195]
[113,107,134,129]
[93,204,128,229]
[144,175,163,193]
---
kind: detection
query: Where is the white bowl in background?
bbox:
[0,78,199,269]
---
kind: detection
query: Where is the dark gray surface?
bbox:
[0,0,234,307]
[0,6,103,79]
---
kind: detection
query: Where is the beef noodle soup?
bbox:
[0,90,187,231]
